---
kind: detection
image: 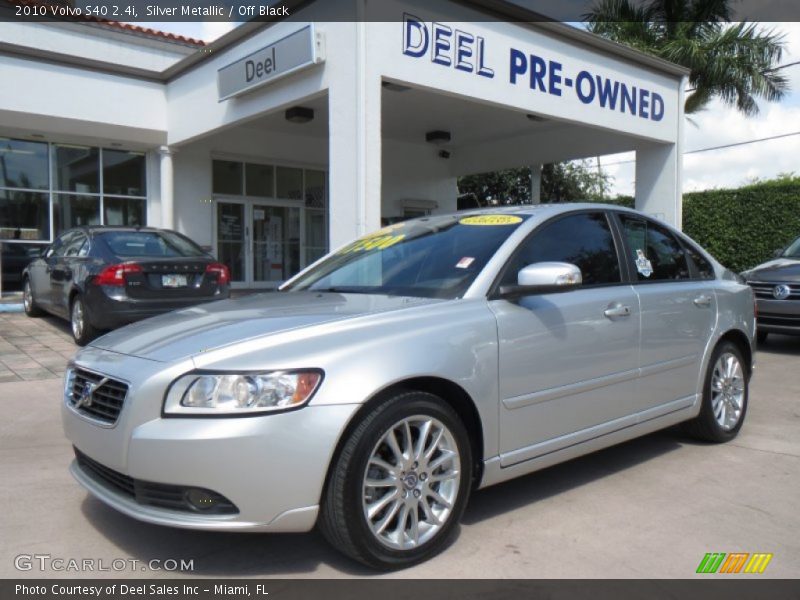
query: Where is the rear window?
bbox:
[101,231,207,258]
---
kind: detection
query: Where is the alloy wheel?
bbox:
[710,352,745,431]
[23,281,32,312]
[362,415,461,550]
[71,300,84,340]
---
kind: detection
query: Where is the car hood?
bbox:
[90,291,442,363]
[744,258,800,282]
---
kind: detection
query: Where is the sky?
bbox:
[142,20,800,196]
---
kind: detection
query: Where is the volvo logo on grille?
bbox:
[773,284,791,300]
[73,377,108,409]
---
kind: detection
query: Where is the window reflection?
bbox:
[53,145,100,193]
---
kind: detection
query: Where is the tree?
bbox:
[457,160,611,206]
[541,161,611,203]
[585,0,788,115]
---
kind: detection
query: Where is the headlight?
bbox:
[163,370,323,416]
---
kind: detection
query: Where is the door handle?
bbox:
[693,294,712,307]
[604,305,632,318]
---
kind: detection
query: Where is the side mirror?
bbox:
[499,262,582,298]
[774,248,785,258]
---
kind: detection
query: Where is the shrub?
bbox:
[682,179,800,272]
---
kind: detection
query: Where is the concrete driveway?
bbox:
[1,312,798,578]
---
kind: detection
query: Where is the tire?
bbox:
[70,294,99,346]
[319,391,472,570]
[22,278,43,317]
[756,330,768,344]
[682,341,749,443]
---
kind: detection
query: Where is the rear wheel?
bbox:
[319,391,472,570]
[22,278,43,317]
[682,341,748,443]
[70,294,99,346]
[756,330,768,344]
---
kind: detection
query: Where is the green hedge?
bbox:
[682,180,800,273]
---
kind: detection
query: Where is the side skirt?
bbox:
[479,402,697,490]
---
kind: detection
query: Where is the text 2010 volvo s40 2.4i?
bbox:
[63,205,755,569]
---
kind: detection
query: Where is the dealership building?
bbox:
[0,0,688,289]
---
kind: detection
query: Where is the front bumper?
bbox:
[755,298,800,336]
[62,349,359,532]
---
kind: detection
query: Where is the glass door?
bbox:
[251,203,300,287]
[216,201,246,286]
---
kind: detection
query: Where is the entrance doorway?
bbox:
[215,199,302,288]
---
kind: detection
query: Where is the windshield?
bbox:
[101,231,208,258]
[283,214,527,299]
[783,237,800,258]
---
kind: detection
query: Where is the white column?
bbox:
[635,142,680,227]
[327,22,382,249]
[529,164,542,205]
[159,146,175,230]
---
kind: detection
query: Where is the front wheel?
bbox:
[319,391,472,570]
[756,330,768,344]
[682,341,749,443]
[70,295,99,346]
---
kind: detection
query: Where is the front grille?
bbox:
[74,448,238,515]
[748,281,800,300]
[65,368,128,424]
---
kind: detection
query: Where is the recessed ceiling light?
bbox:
[425,130,451,145]
[285,106,314,124]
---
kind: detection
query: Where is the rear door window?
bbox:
[683,242,715,280]
[618,216,690,281]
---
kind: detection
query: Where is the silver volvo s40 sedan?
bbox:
[63,204,755,569]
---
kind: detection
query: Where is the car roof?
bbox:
[451,202,639,217]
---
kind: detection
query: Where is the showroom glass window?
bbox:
[0,137,147,242]
[499,212,622,288]
[0,138,50,241]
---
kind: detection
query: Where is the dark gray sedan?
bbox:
[23,227,230,345]
[741,235,800,342]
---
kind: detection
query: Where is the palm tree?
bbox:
[585,0,788,115]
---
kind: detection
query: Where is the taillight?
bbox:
[206,262,230,285]
[95,263,143,287]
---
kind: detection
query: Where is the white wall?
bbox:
[382,138,458,217]
[0,22,194,73]
[0,55,167,143]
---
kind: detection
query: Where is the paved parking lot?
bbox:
[0,313,75,382]
[0,312,798,578]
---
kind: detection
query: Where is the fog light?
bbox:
[185,488,218,511]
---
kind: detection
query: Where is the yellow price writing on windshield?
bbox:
[338,234,406,255]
